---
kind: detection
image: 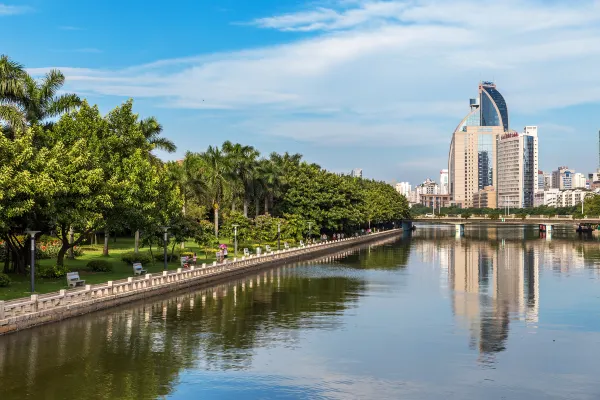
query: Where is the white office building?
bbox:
[395,182,412,198]
[573,173,587,189]
[556,189,591,208]
[497,127,538,209]
[351,168,363,178]
[440,169,449,195]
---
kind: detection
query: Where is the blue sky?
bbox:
[2,0,600,184]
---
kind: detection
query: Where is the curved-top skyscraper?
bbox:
[480,81,509,132]
[448,81,509,208]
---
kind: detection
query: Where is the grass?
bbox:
[0,237,295,301]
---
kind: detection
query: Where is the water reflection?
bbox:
[2,227,600,399]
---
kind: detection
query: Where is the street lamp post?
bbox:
[277,222,281,250]
[26,230,41,293]
[232,224,239,257]
[160,226,169,271]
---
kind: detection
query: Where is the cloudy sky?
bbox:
[3,0,600,184]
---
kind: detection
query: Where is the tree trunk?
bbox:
[243,199,249,218]
[94,234,97,245]
[103,230,109,256]
[68,227,74,259]
[255,199,260,217]
[170,241,177,262]
[3,243,9,274]
[134,230,140,253]
[57,244,70,267]
[264,196,269,214]
[214,207,219,237]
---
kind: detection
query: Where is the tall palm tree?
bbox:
[0,55,81,132]
[222,141,260,217]
[256,158,282,215]
[200,146,231,236]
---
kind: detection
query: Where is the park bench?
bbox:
[243,248,250,257]
[132,263,147,276]
[66,272,85,288]
[265,245,272,253]
[299,240,305,247]
[284,242,290,249]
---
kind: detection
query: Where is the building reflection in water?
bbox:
[415,225,544,365]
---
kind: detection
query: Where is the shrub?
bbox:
[461,212,472,219]
[489,213,500,220]
[0,273,11,287]
[87,260,113,272]
[121,251,152,265]
[37,264,70,279]
[180,251,194,258]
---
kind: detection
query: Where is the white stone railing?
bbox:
[0,230,399,323]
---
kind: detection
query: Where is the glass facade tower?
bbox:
[480,82,509,132]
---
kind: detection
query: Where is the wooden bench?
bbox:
[132,263,147,276]
[243,248,250,257]
[66,272,85,288]
[265,245,272,253]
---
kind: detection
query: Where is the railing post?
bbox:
[31,294,38,312]
[0,300,4,320]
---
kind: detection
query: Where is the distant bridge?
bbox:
[411,215,600,225]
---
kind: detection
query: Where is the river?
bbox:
[1,225,600,399]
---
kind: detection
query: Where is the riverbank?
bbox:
[0,229,401,335]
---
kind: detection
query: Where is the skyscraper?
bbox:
[449,81,507,207]
[497,127,538,209]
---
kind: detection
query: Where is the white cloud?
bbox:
[0,3,31,15]
[28,0,600,178]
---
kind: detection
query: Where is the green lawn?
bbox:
[1,237,293,301]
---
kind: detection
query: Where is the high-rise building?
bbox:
[573,173,587,189]
[552,166,574,189]
[440,169,449,194]
[395,182,411,198]
[537,170,545,191]
[449,81,507,208]
[543,172,552,190]
[350,168,363,178]
[497,127,538,209]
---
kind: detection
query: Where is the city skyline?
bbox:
[3,0,600,182]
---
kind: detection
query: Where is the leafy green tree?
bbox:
[194,220,218,259]
[222,141,259,217]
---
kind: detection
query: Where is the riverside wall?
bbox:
[0,229,401,335]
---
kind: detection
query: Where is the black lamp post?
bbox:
[160,226,169,271]
[26,230,41,293]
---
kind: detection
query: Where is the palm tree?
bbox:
[222,141,260,217]
[256,158,282,215]
[200,146,231,236]
[0,55,81,132]
[0,55,27,131]
[140,116,177,163]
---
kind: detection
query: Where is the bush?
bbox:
[0,273,11,287]
[461,212,472,219]
[489,213,500,220]
[87,260,113,272]
[180,251,194,258]
[37,264,70,279]
[121,251,152,265]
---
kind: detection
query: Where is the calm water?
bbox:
[2,225,600,399]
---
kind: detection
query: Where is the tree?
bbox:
[200,146,231,236]
[140,116,176,165]
[222,141,259,217]
[0,57,81,132]
[194,220,218,260]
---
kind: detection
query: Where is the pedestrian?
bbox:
[223,246,228,259]
[193,252,197,265]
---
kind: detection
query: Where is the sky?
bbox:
[2,0,600,184]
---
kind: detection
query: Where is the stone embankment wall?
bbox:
[0,229,401,335]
